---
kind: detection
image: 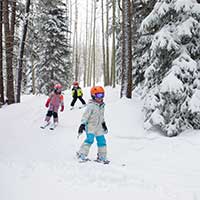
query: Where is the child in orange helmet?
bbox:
[41,83,64,129]
[77,86,109,164]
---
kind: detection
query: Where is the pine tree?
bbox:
[132,0,157,87]
[140,0,200,136]
[35,0,72,94]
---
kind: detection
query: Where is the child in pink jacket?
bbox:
[41,83,64,129]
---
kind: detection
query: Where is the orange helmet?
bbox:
[73,81,79,86]
[90,86,105,99]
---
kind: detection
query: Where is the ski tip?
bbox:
[78,158,91,163]
[94,159,110,164]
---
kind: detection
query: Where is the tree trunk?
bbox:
[66,0,70,48]
[83,0,88,87]
[120,0,132,98]
[3,0,16,104]
[87,0,94,86]
[74,0,78,81]
[0,1,4,105]
[78,25,82,81]
[105,0,110,86]
[111,0,116,87]
[92,0,97,86]
[101,0,106,86]
[16,0,31,103]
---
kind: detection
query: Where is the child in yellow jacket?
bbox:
[70,81,86,109]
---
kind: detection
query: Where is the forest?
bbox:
[0,0,200,136]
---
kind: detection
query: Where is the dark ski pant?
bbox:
[70,96,86,107]
[45,110,58,123]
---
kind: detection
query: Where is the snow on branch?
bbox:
[150,25,180,53]
[174,0,199,13]
[177,17,199,39]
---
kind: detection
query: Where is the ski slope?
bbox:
[0,86,200,200]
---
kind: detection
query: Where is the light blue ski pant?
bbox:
[79,133,107,158]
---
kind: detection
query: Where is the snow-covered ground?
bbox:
[0,86,200,200]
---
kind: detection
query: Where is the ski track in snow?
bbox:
[1,88,200,200]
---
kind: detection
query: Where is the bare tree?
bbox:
[83,0,88,87]
[92,0,97,86]
[0,1,4,105]
[101,0,106,86]
[120,0,132,98]
[0,1,4,107]
[74,0,79,81]
[105,0,110,86]
[111,0,116,87]
[87,0,94,86]
[3,0,16,104]
[16,0,31,103]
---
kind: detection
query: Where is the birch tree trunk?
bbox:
[66,0,70,47]
[0,1,4,105]
[92,0,97,86]
[74,0,78,81]
[105,0,110,86]
[120,0,132,98]
[78,25,82,82]
[101,0,106,86]
[3,0,16,104]
[87,0,94,86]
[16,0,31,103]
[111,0,116,87]
[83,0,88,87]
[69,0,72,66]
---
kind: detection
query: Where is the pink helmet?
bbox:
[54,83,62,89]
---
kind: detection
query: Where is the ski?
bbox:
[78,158,91,163]
[78,105,86,109]
[94,159,110,165]
[70,105,86,110]
[40,122,50,129]
[49,123,57,130]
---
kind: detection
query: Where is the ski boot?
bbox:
[95,154,110,164]
[49,122,58,130]
[76,152,90,163]
[40,121,50,129]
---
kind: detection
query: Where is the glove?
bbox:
[102,122,108,133]
[45,98,50,108]
[60,105,64,112]
[78,124,85,134]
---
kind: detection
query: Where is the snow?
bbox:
[172,51,197,75]
[188,90,200,113]
[160,73,184,94]
[150,25,180,52]
[174,0,197,13]
[177,17,199,39]
[1,86,200,199]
